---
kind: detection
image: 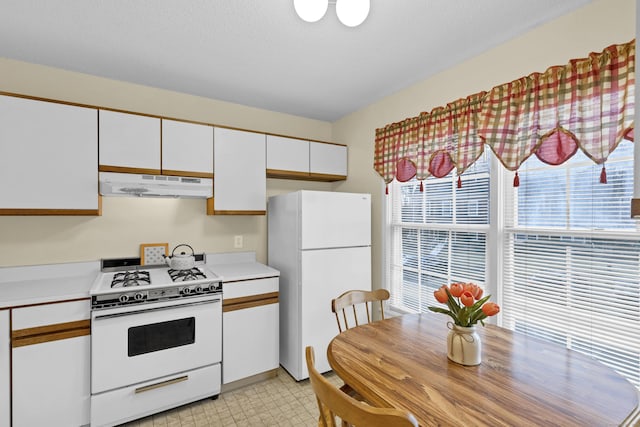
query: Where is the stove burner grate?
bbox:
[168,268,207,282]
[111,270,151,288]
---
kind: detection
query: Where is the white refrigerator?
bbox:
[268,190,371,380]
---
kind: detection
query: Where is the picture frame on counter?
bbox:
[140,243,169,265]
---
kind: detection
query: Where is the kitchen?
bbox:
[0,0,637,426]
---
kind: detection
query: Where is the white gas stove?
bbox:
[90,256,223,427]
[90,257,222,309]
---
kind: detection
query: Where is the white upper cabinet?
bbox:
[0,95,99,214]
[310,141,347,177]
[161,119,214,178]
[266,137,347,181]
[266,135,310,177]
[99,110,161,173]
[212,128,266,214]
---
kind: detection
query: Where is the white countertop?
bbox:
[0,252,279,309]
[0,261,99,309]
[206,252,279,282]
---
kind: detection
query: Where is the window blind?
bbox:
[502,140,640,385]
[387,153,490,313]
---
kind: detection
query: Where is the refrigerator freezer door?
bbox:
[300,191,371,250]
[299,246,371,379]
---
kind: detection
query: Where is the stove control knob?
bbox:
[119,294,130,303]
[195,285,203,293]
[182,287,191,295]
[208,283,219,292]
[134,292,145,301]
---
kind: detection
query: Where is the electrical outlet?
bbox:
[234,235,243,249]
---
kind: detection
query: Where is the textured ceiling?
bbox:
[0,0,594,122]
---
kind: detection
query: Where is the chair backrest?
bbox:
[305,346,418,427]
[331,289,390,333]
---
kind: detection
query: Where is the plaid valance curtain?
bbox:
[374,40,635,189]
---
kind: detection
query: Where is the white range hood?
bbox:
[99,172,212,198]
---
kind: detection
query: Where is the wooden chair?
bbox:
[306,346,418,427]
[331,289,390,333]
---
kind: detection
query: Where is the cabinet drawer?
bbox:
[91,363,220,427]
[223,278,279,313]
[12,300,91,347]
[223,277,278,299]
[12,300,90,330]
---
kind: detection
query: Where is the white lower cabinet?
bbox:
[11,300,91,427]
[223,278,279,384]
[12,336,90,427]
[0,310,9,427]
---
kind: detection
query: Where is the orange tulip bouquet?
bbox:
[429,282,500,327]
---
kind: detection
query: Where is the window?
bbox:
[386,152,490,313]
[385,140,640,386]
[502,140,640,385]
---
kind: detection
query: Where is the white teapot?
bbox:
[164,244,196,270]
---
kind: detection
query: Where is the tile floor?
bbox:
[121,368,341,426]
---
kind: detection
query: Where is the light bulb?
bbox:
[336,0,370,27]
[294,0,329,23]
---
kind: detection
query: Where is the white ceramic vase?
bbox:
[447,324,481,366]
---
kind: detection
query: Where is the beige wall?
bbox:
[0,0,635,271]
[332,0,635,291]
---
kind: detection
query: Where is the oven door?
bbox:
[91,294,221,394]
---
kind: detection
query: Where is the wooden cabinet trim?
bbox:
[308,172,347,182]
[0,208,100,216]
[266,169,311,180]
[207,195,267,214]
[267,169,347,182]
[213,210,267,216]
[223,292,279,312]
[99,165,162,175]
[12,319,90,347]
[12,328,90,347]
[161,169,214,179]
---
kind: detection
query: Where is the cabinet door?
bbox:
[99,109,161,173]
[12,335,91,427]
[162,119,214,178]
[213,128,266,214]
[266,135,310,179]
[223,303,279,384]
[0,310,8,427]
[0,95,99,214]
[309,141,347,178]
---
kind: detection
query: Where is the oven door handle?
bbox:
[93,298,220,320]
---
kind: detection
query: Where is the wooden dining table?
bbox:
[327,312,640,426]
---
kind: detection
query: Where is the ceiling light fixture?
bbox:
[294,0,370,27]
